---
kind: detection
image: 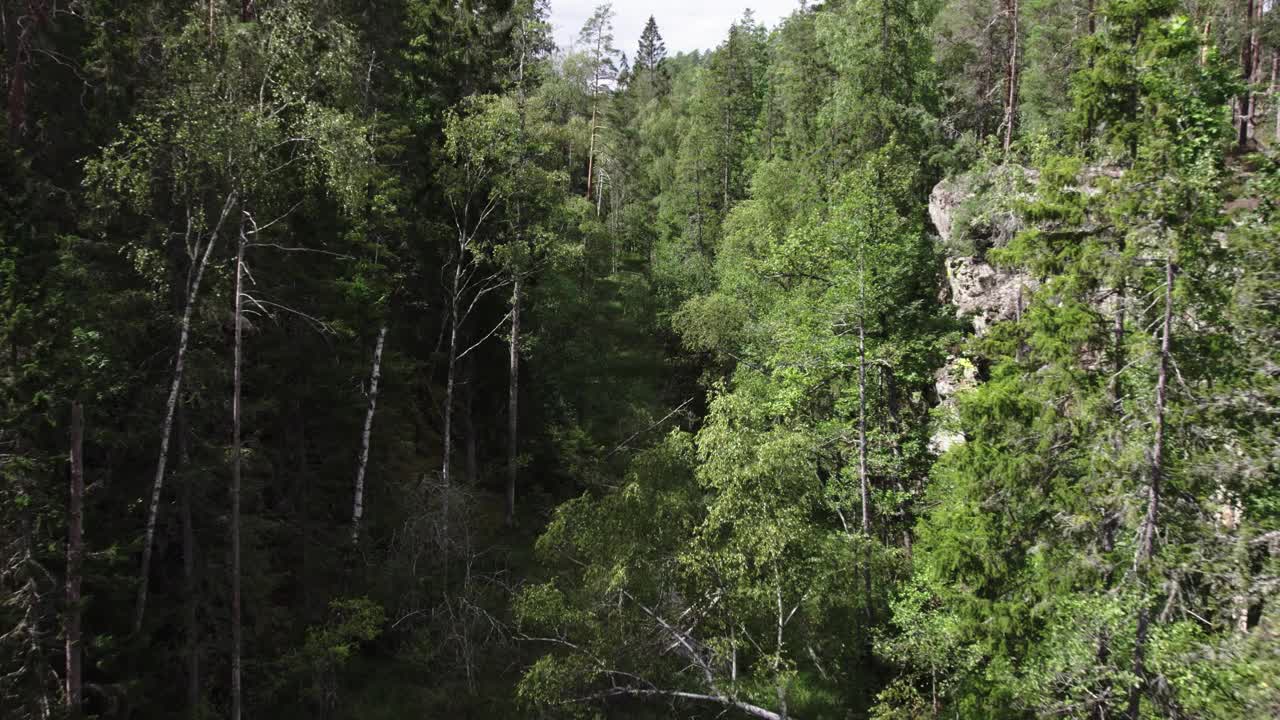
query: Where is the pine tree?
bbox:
[578,4,621,200]
[634,14,669,97]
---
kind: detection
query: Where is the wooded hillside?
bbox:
[1,1,1277,718]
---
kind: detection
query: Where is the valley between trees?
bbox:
[2,1,1278,718]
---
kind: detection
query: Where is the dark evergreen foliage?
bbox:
[1,1,1276,719]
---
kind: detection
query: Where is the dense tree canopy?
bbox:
[1,1,1277,719]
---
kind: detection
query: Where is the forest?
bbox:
[1,0,1278,718]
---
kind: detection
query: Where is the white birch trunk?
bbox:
[506,278,520,526]
[135,192,236,633]
[442,264,461,541]
[351,325,388,544]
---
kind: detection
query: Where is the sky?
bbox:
[550,1,803,58]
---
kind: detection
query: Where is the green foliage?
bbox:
[3,1,1277,719]
[276,597,386,709]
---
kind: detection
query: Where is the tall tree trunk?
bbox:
[1200,20,1212,67]
[858,322,869,537]
[1271,49,1278,146]
[586,103,598,199]
[506,277,520,527]
[722,109,731,210]
[4,0,21,145]
[694,161,704,255]
[463,357,478,487]
[442,264,461,541]
[1247,1,1260,142]
[4,0,47,145]
[1001,0,1020,153]
[136,193,236,634]
[508,36,527,528]
[230,220,246,720]
[178,402,199,717]
[1111,283,1126,410]
[1128,255,1174,719]
[1096,273,1126,720]
[1238,0,1256,148]
[858,236,872,618]
[880,364,912,558]
[65,401,84,715]
[586,32,603,201]
[350,325,387,544]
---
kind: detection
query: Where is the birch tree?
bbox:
[83,5,376,715]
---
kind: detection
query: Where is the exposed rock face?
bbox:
[946,257,1035,336]
[934,354,979,399]
[927,176,968,249]
[927,164,1128,454]
[929,168,1037,337]
[928,167,1038,452]
[929,355,978,454]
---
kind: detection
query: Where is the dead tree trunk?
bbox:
[1001,0,1020,153]
[1128,255,1174,719]
[136,192,236,634]
[586,103,598,200]
[351,325,387,544]
[506,277,521,526]
[230,218,246,720]
[66,401,84,714]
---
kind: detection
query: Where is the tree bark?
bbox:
[230,218,246,720]
[858,233,872,619]
[506,277,520,526]
[350,324,387,544]
[4,0,47,145]
[1111,283,1126,410]
[722,107,731,210]
[464,358,478,486]
[65,401,84,715]
[178,401,199,717]
[1271,49,1278,146]
[1001,0,1020,153]
[589,688,790,720]
[858,319,870,537]
[1128,255,1174,719]
[586,103,598,200]
[585,30,603,200]
[442,264,461,541]
[136,192,236,634]
[1238,0,1257,149]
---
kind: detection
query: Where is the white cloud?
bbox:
[550,1,803,58]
